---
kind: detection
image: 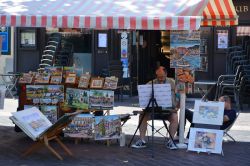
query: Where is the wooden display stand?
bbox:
[21,112,80,160]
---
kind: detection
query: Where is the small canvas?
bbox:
[64,114,94,138]
[50,76,62,84]
[175,68,194,94]
[103,76,118,90]
[89,90,114,109]
[188,128,223,154]
[19,73,33,84]
[34,73,50,83]
[40,106,58,124]
[65,76,76,84]
[90,77,104,89]
[26,85,45,101]
[65,88,89,109]
[94,115,121,140]
[193,100,224,125]
[78,74,90,88]
[44,66,63,76]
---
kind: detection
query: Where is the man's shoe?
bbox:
[166,140,178,150]
[131,139,147,148]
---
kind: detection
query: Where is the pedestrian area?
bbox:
[0,98,250,166]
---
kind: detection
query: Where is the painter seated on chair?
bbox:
[131,66,180,150]
[178,95,237,139]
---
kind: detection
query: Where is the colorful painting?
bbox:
[44,66,63,76]
[90,77,104,89]
[19,73,33,84]
[26,85,64,104]
[94,115,121,140]
[40,106,57,124]
[170,30,200,69]
[64,114,94,138]
[78,74,91,88]
[188,128,223,154]
[103,77,118,90]
[34,73,50,83]
[175,69,194,94]
[193,100,224,125]
[65,88,89,109]
[50,76,62,84]
[89,90,114,109]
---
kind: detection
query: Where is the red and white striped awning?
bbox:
[237,26,250,36]
[202,0,238,26]
[0,0,209,30]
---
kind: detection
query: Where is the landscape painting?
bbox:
[89,90,114,109]
[193,100,224,125]
[64,114,94,138]
[65,88,89,109]
[94,115,121,140]
[170,30,200,69]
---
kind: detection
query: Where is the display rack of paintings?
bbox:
[188,128,223,154]
[94,115,121,140]
[65,88,89,109]
[89,90,114,110]
[103,76,118,90]
[19,73,34,84]
[90,77,104,89]
[26,85,64,105]
[65,73,77,84]
[78,74,91,88]
[64,114,94,138]
[175,69,195,94]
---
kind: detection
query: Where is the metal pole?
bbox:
[176,92,187,149]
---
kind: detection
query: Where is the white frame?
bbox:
[193,100,224,125]
[188,128,223,154]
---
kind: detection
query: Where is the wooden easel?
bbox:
[22,113,79,160]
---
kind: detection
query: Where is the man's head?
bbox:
[219,95,231,110]
[155,66,167,84]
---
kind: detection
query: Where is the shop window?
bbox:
[20,29,37,49]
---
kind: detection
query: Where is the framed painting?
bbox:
[103,76,118,90]
[188,128,223,154]
[193,100,224,125]
[78,74,90,88]
[50,76,62,84]
[65,76,76,84]
[89,90,114,109]
[90,77,104,89]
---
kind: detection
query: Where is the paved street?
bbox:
[0,97,250,166]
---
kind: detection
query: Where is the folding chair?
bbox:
[224,109,241,142]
